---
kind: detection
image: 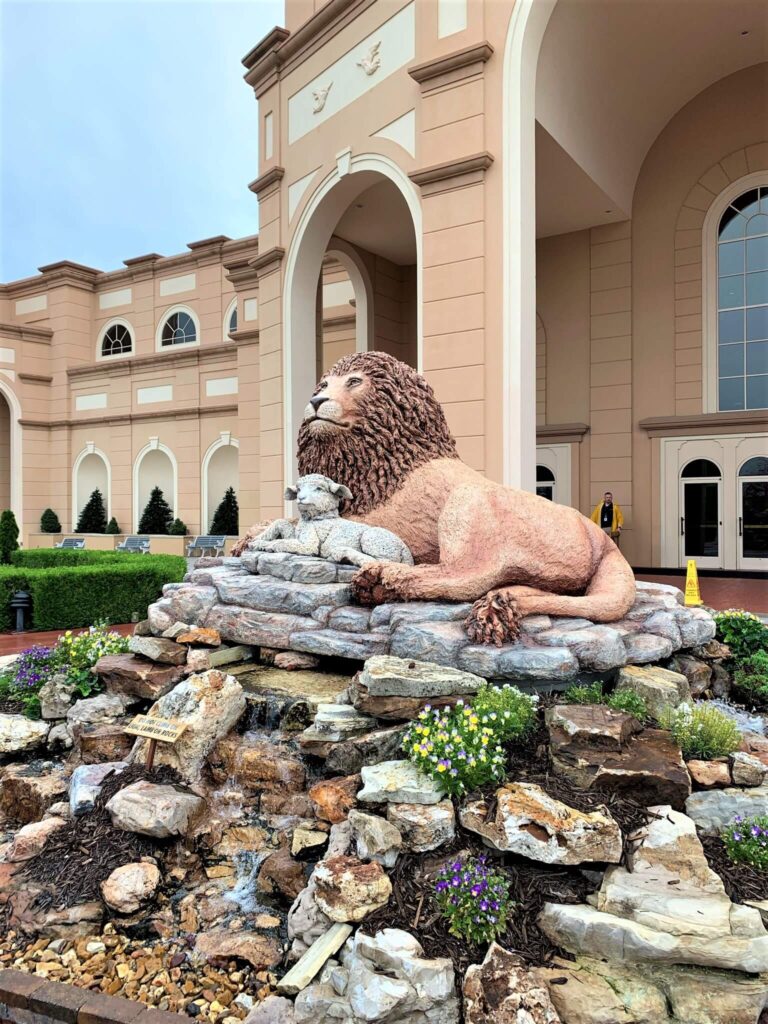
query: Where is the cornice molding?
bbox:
[249,246,285,279]
[408,42,493,88]
[20,404,239,431]
[536,422,590,443]
[223,258,261,290]
[0,323,53,344]
[248,166,285,198]
[242,26,291,96]
[409,152,494,196]
[34,261,100,292]
[639,410,768,437]
[18,373,53,385]
[322,313,356,330]
[279,0,377,75]
[230,327,260,345]
[67,343,238,381]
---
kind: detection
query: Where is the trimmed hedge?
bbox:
[0,554,186,630]
[11,549,136,568]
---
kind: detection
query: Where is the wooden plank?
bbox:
[276,922,353,996]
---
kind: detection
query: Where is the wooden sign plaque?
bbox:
[124,714,187,769]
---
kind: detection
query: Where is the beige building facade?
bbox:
[1,0,767,571]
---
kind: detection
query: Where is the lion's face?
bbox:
[302,370,370,435]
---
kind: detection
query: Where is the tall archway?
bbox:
[72,446,111,530]
[0,380,21,524]
[133,441,177,531]
[0,393,10,514]
[202,435,239,532]
[283,154,421,487]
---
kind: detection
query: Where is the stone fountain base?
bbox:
[145,554,716,684]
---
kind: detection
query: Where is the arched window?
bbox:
[228,304,237,335]
[536,464,555,500]
[717,185,768,411]
[99,320,133,358]
[739,456,768,476]
[160,309,197,347]
[681,459,721,478]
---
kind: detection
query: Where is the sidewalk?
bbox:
[0,622,134,657]
[636,574,767,614]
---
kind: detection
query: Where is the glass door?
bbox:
[738,457,768,571]
[680,460,722,568]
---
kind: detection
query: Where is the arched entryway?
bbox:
[202,435,239,533]
[72,446,111,530]
[283,155,421,486]
[133,441,177,532]
[0,382,21,523]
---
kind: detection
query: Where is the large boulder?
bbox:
[0,714,49,755]
[127,635,187,664]
[130,669,246,783]
[101,861,160,913]
[310,775,360,823]
[6,817,67,861]
[460,782,622,865]
[38,673,76,719]
[325,725,406,775]
[0,764,68,823]
[615,665,691,720]
[357,760,445,805]
[348,809,402,868]
[69,761,127,816]
[210,734,306,794]
[546,704,642,750]
[387,801,455,852]
[106,781,205,838]
[464,943,560,1024]
[351,655,483,719]
[313,855,392,922]
[67,693,132,729]
[294,928,459,1024]
[94,653,186,700]
[195,929,282,969]
[539,805,768,973]
[685,784,768,833]
[299,704,379,753]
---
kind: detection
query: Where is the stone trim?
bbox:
[0,968,187,1022]
[18,372,53,384]
[639,409,768,437]
[223,256,260,289]
[408,42,493,89]
[248,166,285,198]
[279,0,377,75]
[34,261,100,291]
[536,422,590,443]
[67,344,238,380]
[322,313,356,329]
[249,246,285,279]
[187,235,231,250]
[408,153,494,196]
[20,404,238,430]
[231,326,261,344]
[242,26,291,96]
[0,322,53,343]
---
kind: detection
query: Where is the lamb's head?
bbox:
[284,474,353,521]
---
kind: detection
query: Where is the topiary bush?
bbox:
[105,517,120,535]
[210,486,239,535]
[40,508,62,533]
[0,510,19,564]
[138,487,173,535]
[76,489,107,533]
[168,518,188,536]
[0,554,185,630]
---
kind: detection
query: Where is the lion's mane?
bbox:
[297,351,459,516]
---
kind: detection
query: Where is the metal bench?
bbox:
[54,537,85,549]
[116,535,151,554]
[186,534,227,557]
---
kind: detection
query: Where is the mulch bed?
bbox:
[22,763,182,912]
[700,833,768,904]
[0,698,24,714]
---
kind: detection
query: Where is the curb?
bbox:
[0,969,187,1024]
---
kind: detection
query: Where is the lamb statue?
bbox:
[248,473,414,567]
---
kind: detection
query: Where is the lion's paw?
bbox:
[465,590,520,646]
[351,563,404,606]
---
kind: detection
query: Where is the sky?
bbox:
[0,0,283,281]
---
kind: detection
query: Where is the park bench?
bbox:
[186,534,227,557]
[54,537,85,549]
[116,535,151,553]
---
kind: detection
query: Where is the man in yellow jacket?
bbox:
[591,491,624,547]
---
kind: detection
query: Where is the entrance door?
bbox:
[680,459,722,568]
[738,456,768,570]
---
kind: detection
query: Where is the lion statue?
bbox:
[236,351,636,644]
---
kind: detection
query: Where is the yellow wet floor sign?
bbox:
[684,559,703,606]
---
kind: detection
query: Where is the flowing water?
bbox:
[703,698,767,735]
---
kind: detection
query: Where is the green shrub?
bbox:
[55,625,130,697]
[105,517,120,535]
[210,486,239,535]
[76,489,107,533]
[563,681,605,705]
[168,518,188,536]
[0,510,20,564]
[0,555,185,630]
[563,680,649,722]
[714,609,768,663]
[660,702,741,760]
[472,683,538,741]
[40,508,61,533]
[722,814,768,871]
[434,855,511,944]
[138,487,173,535]
[733,650,768,709]
[12,549,131,567]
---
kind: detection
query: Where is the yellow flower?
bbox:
[436,763,447,772]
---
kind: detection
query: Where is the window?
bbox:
[739,456,768,476]
[100,322,133,357]
[226,302,237,336]
[536,464,555,500]
[681,459,721,478]
[161,310,197,347]
[717,185,768,411]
